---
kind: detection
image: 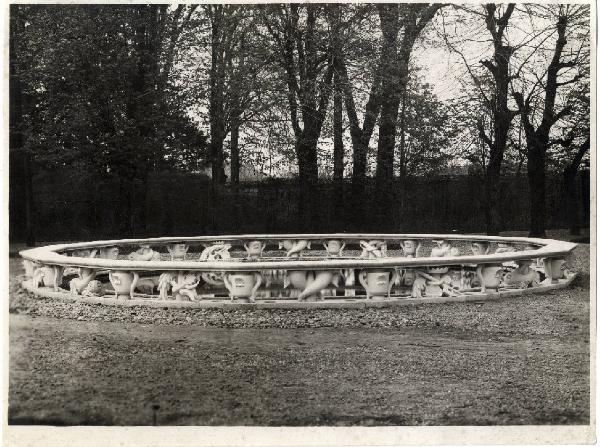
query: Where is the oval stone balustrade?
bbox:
[19,234,578,309]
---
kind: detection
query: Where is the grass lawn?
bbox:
[7,240,590,426]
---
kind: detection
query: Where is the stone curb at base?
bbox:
[20,274,576,311]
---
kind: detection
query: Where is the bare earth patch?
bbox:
[8,243,590,426]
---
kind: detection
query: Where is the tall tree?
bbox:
[11,5,203,237]
[478,4,519,235]
[513,5,589,236]
[374,4,442,228]
[262,4,335,229]
[327,4,383,228]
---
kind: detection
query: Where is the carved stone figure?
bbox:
[81,280,104,297]
[128,245,161,261]
[447,269,463,290]
[402,269,416,287]
[135,276,161,295]
[167,243,189,261]
[69,268,97,294]
[411,276,427,298]
[280,240,311,257]
[32,266,56,289]
[223,272,262,302]
[99,246,120,259]
[495,242,516,253]
[171,272,200,301]
[22,260,39,279]
[359,240,387,258]
[244,240,267,258]
[63,249,98,276]
[470,242,490,256]
[502,260,540,288]
[199,244,232,285]
[71,249,98,259]
[342,268,355,296]
[298,270,340,301]
[400,240,421,258]
[412,270,461,297]
[460,269,477,289]
[438,274,461,297]
[524,243,545,270]
[284,270,308,299]
[323,240,345,257]
[157,272,174,300]
[431,240,460,257]
[358,269,396,300]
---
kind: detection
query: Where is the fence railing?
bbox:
[9,170,590,241]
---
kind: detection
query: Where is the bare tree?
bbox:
[374,4,442,189]
[262,4,335,229]
[513,5,590,236]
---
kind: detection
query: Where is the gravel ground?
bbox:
[8,239,590,426]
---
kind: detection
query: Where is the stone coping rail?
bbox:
[20,233,577,272]
[19,234,578,306]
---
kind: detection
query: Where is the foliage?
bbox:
[11,4,207,177]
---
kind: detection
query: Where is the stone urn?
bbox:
[108,271,136,300]
[223,272,262,302]
[358,269,397,300]
[476,264,504,293]
[167,243,189,260]
[543,258,566,284]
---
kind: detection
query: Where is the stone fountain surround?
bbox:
[19,233,578,309]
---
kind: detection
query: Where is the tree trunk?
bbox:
[230,121,240,184]
[563,168,580,236]
[296,136,319,232]
[479,4,517,235]
[484,168,502,236]
[208,5,228,187]
[333,72,344,227]
[563,137,589,235]
[210,133,226,184]
[333,72,344,182]
[527,146,546,237]
[513,8,574,237]
[398,88,408,209]
[230,119,241,230]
